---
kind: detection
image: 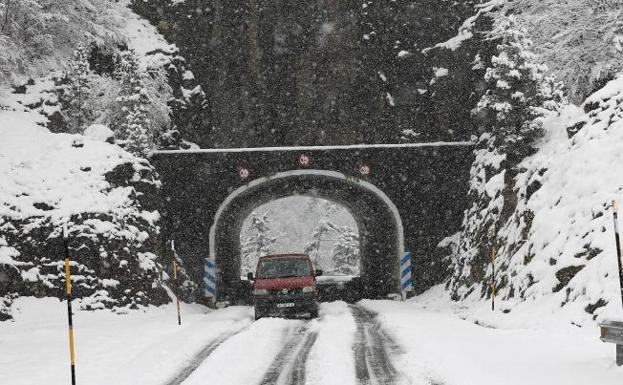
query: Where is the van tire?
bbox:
[309,306,318,319]
[254,309,263,320]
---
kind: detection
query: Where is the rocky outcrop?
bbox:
[1,160,170,319]
[445,77,623,323]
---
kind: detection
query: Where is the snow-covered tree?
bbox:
[0,0,123,87]
[331,225,360,275]
[59,42,95,133]
[474,15,565,159]
[111,50,153,156]
[303,218,338,266]
[241,213,277,275]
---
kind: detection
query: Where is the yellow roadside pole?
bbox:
[173,259,181,326]
[172,241,182,326]
[489,225,497,311]
[63,225,77,385]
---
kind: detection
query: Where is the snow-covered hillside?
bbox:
[417,0,623,326]
[0,95,167,318]
[447,75,623,325]
[503,0,623,102]
[0,0,202,320]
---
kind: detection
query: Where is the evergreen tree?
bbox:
[474,16,565,160]
[59,42,94,133]
[331,225,360,275]
[112,50,153,156]
[241,213,277,274]
[304,218,336,266]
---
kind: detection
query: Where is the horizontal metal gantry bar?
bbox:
[151,141,476,156]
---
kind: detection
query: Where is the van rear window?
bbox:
[258,259,311,279]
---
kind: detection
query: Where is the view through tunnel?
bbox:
[239,195,362,302]
[211,170,403,303]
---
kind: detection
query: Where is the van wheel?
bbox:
[254,309,263,320]
[309,306,318,319]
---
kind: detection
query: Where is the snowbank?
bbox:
[0,297,251,385]
[361,294,623,385]
[0,109,135,222]
[114,0,179,70]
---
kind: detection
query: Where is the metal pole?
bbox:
[63,225,77,385]
[612,201,623,308]
[173,260,181,325]
[171,241,181,326]
[490,225,496,311]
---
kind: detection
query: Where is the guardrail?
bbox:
[599,320,623,366]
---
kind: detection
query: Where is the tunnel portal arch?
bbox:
[151,143,475,301]
[210,170,404,298]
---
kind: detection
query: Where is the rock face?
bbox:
[0,109,195,320]
[445,77,623,323]
[0,160,170,319]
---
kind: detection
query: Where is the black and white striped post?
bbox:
[612,201,623,307]
[400,252,413,300]
[63,224,77,385]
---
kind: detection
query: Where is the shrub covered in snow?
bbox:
[0,0,121,86]
[84,124,115,143]
[502,0,623,103]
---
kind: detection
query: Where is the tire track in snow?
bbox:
[163,322,251,385]
[260,322,318,385]
[351,305,403,385]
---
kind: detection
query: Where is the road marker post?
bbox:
[400,252,413,300]
[597,201,623,366]
[63,224,77,385]
[489,225,497,311]
[612,201,623,307]
[171,241,182,326]
[203,257,217,304]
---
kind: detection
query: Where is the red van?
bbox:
[247,254,322,320]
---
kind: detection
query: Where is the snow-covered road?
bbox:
[3,296,623,385]
[177,301,403,385]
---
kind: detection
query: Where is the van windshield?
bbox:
[257,258,311,279]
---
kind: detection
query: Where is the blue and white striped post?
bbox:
[400,252,413,300]
[203,258,217,300]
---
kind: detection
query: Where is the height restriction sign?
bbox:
[358,164,370,176]
[299,154,310,167]
[238,167,250,180]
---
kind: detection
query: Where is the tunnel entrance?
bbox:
[152,143,474,302]
[239,195,362,302]
[212,170,403,301]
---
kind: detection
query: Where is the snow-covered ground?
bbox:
[3,296,622,385]
[362,287,623,385]
[0,297,252,385]
[0,108,135,224]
